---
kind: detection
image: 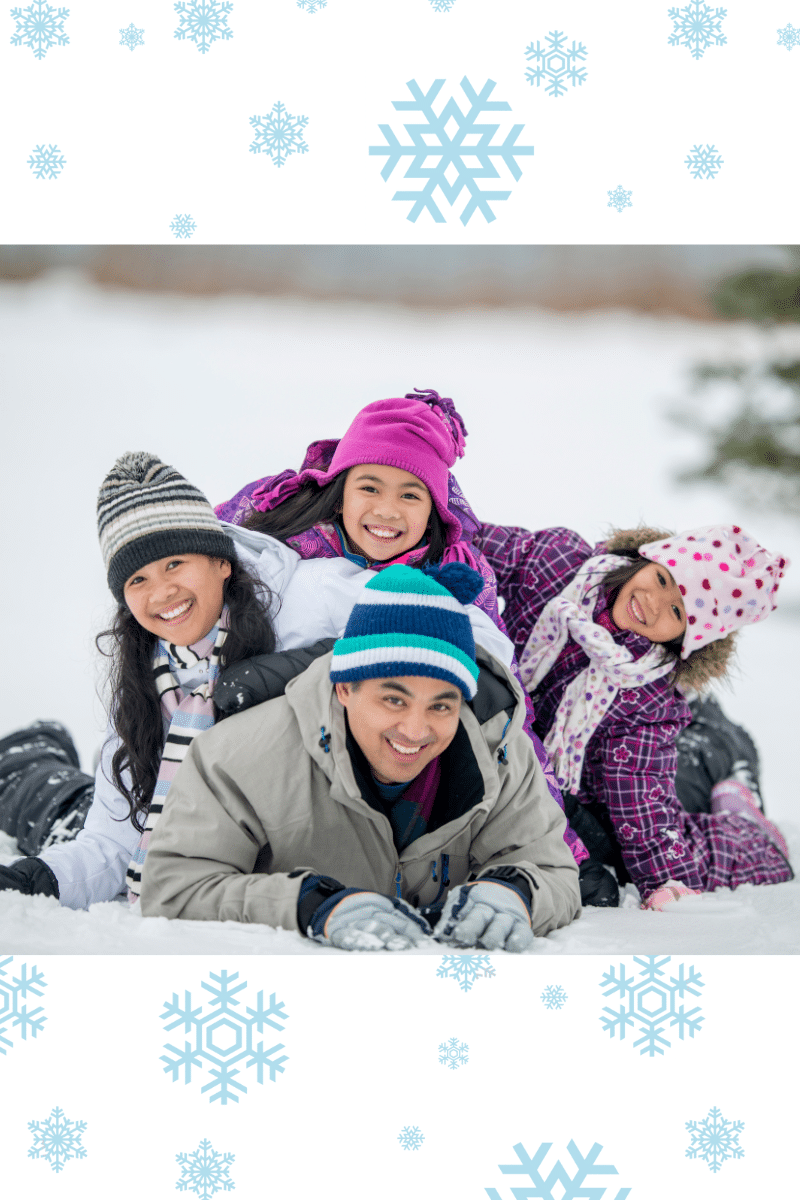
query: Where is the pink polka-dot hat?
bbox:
[638,525,789,659]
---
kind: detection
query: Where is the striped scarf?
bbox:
[125,609,228,900]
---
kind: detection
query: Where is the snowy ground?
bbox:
[2,270,799,955]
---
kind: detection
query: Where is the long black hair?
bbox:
[96,558,275,831]
[243,468,449,567]
[600,551,686,678]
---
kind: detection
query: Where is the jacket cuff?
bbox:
[478,867,533,913]
[296,873,347,935]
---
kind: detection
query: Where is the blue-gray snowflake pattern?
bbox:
[28,143,65,179]
[369,77,534,225]
[119,22,144,51]
[398,1125,425,1150]
[10,0,69,58]
[525,30,588,97]
[174,0,232,53]
[777,23,799,49]
[607,185,632,213]
[170,213,197,238]
[685,1107,744,1172]
[668,2,727,59]
[486,1140,630,1200]
[28,1107,86,1173]
[540,984,568,1010]
[0,956,47,1053]
[429,0,457,10]
[436,953,496,991]
[438,1036,469,1068]
[685,144,723,178]
[296,0,326,11]
[160,968,289,1105]
[600,955,704,1056]
[176,1139,235,1198]
[250,102,309,168]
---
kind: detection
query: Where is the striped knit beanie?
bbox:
[98,452,235,602]
[330,562,483,700]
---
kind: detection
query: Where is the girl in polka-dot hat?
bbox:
[477,520,792,911]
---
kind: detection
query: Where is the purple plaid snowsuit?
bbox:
[478,522,793,901]
[215,446,588,867]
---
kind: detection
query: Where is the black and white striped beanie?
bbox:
[98,452,235,602]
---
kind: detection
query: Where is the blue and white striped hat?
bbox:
[330,562,483,700]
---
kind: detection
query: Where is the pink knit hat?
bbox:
[251,389,468,542]
[638,525,789,658]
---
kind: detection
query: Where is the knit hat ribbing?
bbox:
[98,452,235,602]
[330,562,482,699]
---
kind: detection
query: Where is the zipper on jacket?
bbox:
[497,716,512,765]
[318,726,331,753]
[429,853,450,905]
[394,868,402,898]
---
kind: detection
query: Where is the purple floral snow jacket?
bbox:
[478,523,792,900]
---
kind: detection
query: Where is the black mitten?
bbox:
[0,857,60,898]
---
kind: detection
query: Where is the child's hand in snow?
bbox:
[642,880,702,911]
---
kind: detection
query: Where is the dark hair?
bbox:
[96,557,276,831]
[600,551,685,681]
[243,469,448,567]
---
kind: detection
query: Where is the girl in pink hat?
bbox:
[478,520,793,909]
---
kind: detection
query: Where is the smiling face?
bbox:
[335,675,462,784]
[340,464,433,561]
[123,554,232,645]
[611,561,687,644]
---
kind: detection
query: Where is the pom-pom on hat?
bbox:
[330,561,482,699]
[98,452,235,602]
[638,524,789,658]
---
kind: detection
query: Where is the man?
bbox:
[140,563,581,951]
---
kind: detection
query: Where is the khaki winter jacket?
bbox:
[139,648,581,936]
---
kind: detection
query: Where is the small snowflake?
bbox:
[777,23,800,50]
[398,1125,425,1151]
[250,102,309,168]
[28,144,66,179]
[436,953,496,992]
[541,984,568,1010]
[525,30,588,97]
[296,0,326,10]
[0,957,47,1054]
[119,23,144,51]
[429,0,457,9]
[685,144,723,179]
[607,186,632,214]
[170,213,197,239]
[10,0,69,59]
[686,1106,744,1172]
[438,1036,469,1069]
[176,1139,235,1198]
[174,0,232,54]
[28,1107,86,1172]
[668,2,727,60]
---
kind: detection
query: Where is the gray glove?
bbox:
[435,880,534,953]
[311,890,432,952]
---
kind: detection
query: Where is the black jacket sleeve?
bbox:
[214,639,336,717]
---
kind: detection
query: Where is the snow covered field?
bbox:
[2,270,799,954]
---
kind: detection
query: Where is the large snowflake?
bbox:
[174,1,232,54]
[607,185,632,213]
[10,0,69,59]
[486,1140,631,1200]
[438,1036,469,1069]
[0,956,47,1052]
[28,144,66,178]
[600,955,704,1056]
[170,213,197,239]
[160,968,289,1105]
[686,1106,744,1172]
[296,0,326,11]
[176,1139,235,1198]
[119,23,144,51]
[398,1125,425,1150]
[777,23,799,50]
[28,1107,86,1172]
[369,76,533,225]
[436,953,496,992]
[429,0,457,10]
[668,2,727,59]
[685,143,723,179]
[250,102,309,168]
[540,984,568,1010]
[525,31,588,97]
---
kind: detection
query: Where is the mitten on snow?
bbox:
[435,879,533,953]
[308,887,432,951]
[0,857,59,897]
[711,779,790,860]
[642,879,702,911]
[579,860,620,908]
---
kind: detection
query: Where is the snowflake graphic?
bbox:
[685,143,723,179]
[436,953,496,992]
[160,968,289,1105]
[429,0,457,10]
[10,0,69,59]
[541,984,568,1010]
[28,1107,86,1173]
[525,31,588,98]
[297,0,326,10]
[486,1139,631,1200]
[607,185,632,213]
[686,1106,744,1172]
[176,1139,235,1198]
[28,144,66,179]
[250,102,309,168]
[777,23,800,50]
[119,23,144,51]
[369,76,533,225]
[174,0,232,54]
[600,955,704,1057]
[170,213,197,239]
[438,1036,469,1069]
[0,956,47,1054]
[398,1125,425,1150]
[668,2,727,59]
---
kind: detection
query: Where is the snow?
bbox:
[2,270,799,955]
